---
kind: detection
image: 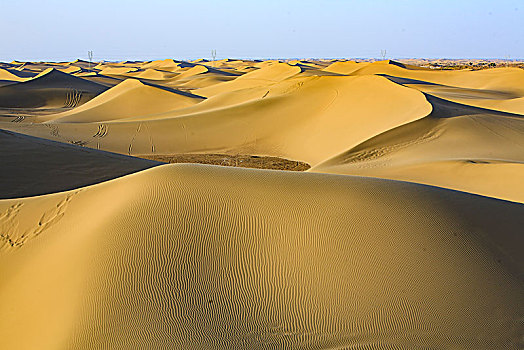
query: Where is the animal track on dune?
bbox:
[341,127,442,166]
[0,203,24,248]
[128,123,142,155]
[282,81,304,94]
[93,124,108,138]
[93,124,108,149]
[11,115,25,123]
[68,140,88,146]
[128,122,155,154]
[0,191,80,249]
[44,123,61,137]
[145,123,155,153]
[42,124,89,147]
[64,88,83,108]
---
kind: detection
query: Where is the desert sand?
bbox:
[0,58,523,349]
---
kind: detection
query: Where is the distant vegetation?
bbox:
[423,61,524,70]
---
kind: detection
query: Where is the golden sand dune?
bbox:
[323,60,369,75]
[0,164,522,349]
[352,62,524,97]
[3,74,430,165]
[0,68,107,108]
[142,58,183,70]
[313,95,524,202]
[0,68,28,82]
[98,66,139,76]
[41,79,204,123]
[175,64,210,78]
[57,66,82,74]
[127,68,178,80]
[403,82,524,115]
[0,58,523,349]
[0,58,521,196]
[195,62,302,97]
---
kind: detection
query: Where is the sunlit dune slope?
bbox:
[98,66,139,75]
[401,81,524,115]
[142,58,184,70]
[0,164,522,349]
[127,68,177,80]
[0,129,161,198]
[195,62,302,97]
[323,60,369,75]
[4,74,431,165]
[0,68,27,82]
[41,79,204,123]
[351,61,524,92]
[350,63,524,114]
[0,68,107,108]
[0,58,522,203]
[313,95,524,202]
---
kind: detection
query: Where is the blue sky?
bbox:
[1,0,522,61]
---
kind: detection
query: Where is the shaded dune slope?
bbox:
[380,74,524,115]
[0,68,27,83]
[0,69,107,108]
[0,164,522,349]
[0,129,161,199]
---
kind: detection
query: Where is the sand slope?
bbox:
[3,74,431,166]
[0,68,27,82]
[350,63,524,115]
[0,68,107,108]
[195,62,302,97]
[42,79,204,123]
[0,129,160,198]
[0,164,522,349]
[0,59,523,349]
[313,95,524,203]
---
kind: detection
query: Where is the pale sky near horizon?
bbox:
[1,0,522,61]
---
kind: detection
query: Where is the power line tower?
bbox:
[505,54,511,67]
[88,50,93,69]
[211,49,217,67]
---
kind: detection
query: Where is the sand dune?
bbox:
[126,68,177,80]
[351,62,524,98]
[402,82,524,115]
[0,129,160,198]
[0,164,522,349]
[98,66,139,76]
[57,66,82,74]
[323,60,368,75]
[3,74,431,165]
[0,68,107,108]
[41,79,204,123]
[313,95,524,202]
[0,58,523,349]
[0,68,28,82]
[195,62,302,97]
[142,58,185,70]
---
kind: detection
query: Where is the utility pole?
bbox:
[88,50,93,69]
[380,49,387,60]
[211,49,217,67]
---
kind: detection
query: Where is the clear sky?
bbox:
[1,0,522,61]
